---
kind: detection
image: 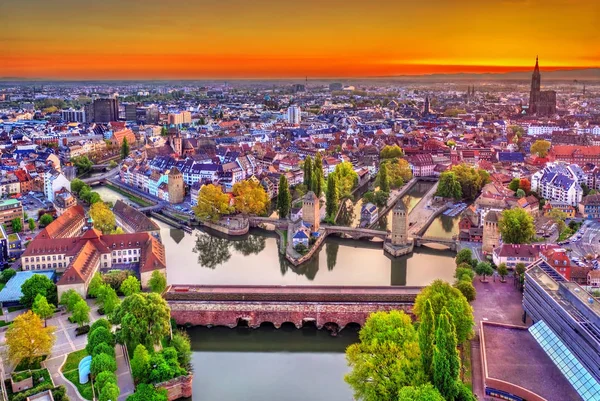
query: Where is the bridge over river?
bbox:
[165,285,420,332]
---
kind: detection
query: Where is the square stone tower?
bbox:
[482,211,500,253]
[168,167,185,204]
[302,191,320,231]
[391,200,408,246]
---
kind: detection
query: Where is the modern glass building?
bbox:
[524,260,600,399]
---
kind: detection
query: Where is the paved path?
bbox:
[115,345,135,401]
[44,353,84,401]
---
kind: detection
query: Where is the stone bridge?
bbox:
[139,203,165,213]
[165,285,420,332]
[414,235,459,251]
[248,216,291,230]
[81,167,120,185]
[324,226,388,240]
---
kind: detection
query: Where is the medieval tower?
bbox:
[169,127,183,157]
[168,167,185,204]
[528,57,557,116]
[302,191,320,231]
[482,211,501,254]
[391,200,408,246]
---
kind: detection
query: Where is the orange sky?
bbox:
[1,0,598,79]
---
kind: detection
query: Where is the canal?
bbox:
[97,184,457,400]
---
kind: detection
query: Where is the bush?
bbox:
[91,353,117,377]
[52,385,69,401]
[99,382,120,401]
[455,266,475,282]
[75,325,90,336]
[103,270,132,292]
[454,280,477,302]
[126,383,169,401]
[86,327,115,355]
[171,331,192,369]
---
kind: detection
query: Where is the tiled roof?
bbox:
[38,205,85,239]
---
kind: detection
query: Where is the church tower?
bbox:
[169,127,183,157]
[529,56,541,114]
[423,96,431,116]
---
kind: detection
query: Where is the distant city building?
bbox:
[168,111,192,125]
[60,108,86,123]
[531,162,586,207]
[528,57,557,116]
[92,98,119,123]
[287,105,301,125]
[329,83,343,91]
[0,199,23,230]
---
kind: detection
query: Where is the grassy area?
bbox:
[460,340,473,390]
[61,350,93,400]
[104,183,153,207]
[558,227,575,241]
[0,282,5,292]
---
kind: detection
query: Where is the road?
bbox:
[566,220,600,259]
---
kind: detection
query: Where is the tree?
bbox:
[325,173,339,222]
[547,208,567,233]
[88,192,102,205]
[531,139,551,158]
[87,327,115,355]
[432,311,460,401]
[121,137,130,160]
[194,184,231,222]
[497,263,509,282]
[131,344,151,384]
[127,384,169,401]
[160,126,168,137]
[20,274,57,307]
[233,180,269,215]
[475,261,494,282]
[331,161,358,197]
[28,218,36,232]
[90,318,111,334]
[303,156,313,189]
[70,178,86,194]
[450,164,489,200]
[5,311,55,366]
[455,249,472,266]
[113,292,171,351]
[276,175,291,219]
[39,214,54,226]
[149,270,167,293]
[436,172,462,199]
[519,178,531,194]
[398,384,444,401]
[171,331,192,368]
[508,178,520,192]
[345,311,423,401]
[385,158,413,188]
[91,353,117,377]
[313,153,324,196]
[418,300,435,381]
[93,343,115,358]
[380,145,403,160]
[89,202,116,234]
[11,218,22,233]
[498,208,535,244]
[455,265,475,282]
[32,294,54,327]
[379,162,390,193]
[120,276,141,296]
[515,262,526,277]
[516,188,526,198]
[97,285,120,315]
[72,299,91,327]
[454,281,476,302]
[88,273,104,298]
[72,156,93,174]
[60,289,83,312]
[95,371,117,390]
[0,268,16,283]
[414,280,474,344]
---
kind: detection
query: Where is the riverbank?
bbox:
[101,183,154,207]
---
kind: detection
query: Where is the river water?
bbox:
[96,185,457,400]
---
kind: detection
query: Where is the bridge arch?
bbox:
[342,322,362,332]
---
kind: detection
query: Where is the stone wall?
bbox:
[202,220,249,236]
[169,301,413,329]
[156,375,193,401]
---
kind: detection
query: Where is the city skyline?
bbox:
[2,0,599,79]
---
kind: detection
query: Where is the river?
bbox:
[96,184,457,400]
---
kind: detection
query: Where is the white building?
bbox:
[44,171,71,202]
[527,125,569,136]
[61,109,86,123]
[531,162,586,207]
[287,105,301,125]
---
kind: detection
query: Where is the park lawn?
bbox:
[62,350,93,401]
[460,340,473,390]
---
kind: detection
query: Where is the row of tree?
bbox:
[437,164,491,200]
[303,154,325,197]
[194,179,269,222]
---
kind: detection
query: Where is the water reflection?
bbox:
[192,232,267,269]
[326,242,339,271]
[423,214,460,239]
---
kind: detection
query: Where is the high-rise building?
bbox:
[287,105,301,125]
[61,109,86,123]
[93,98,120,123]
[124,103,138,122]
[528,57,557,116]
[168,111,192,125]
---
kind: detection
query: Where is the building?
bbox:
[580,194,600,220]
[169,128,183,156]
[391,200,408,246]
[61,108,86,123]
[0,199,23,230]
[551,145,600,166]
[109,128,136,148]
[53,188,77,216]
[124,103,138,122]
[168,111,192,126]
[43,171,70,202]
[113,200,160,234]
[492,243,556,269]
[360,203,378,227]
[523,260,600,390]
[287,105,301,125]
[302,191,319,231]
[528,57,557,116]
[407,154,435,177]
[482,211,500,254]
[544,201,576,218]
[540,247,572,281]
[167,167,185,204]
[38,205,86,239]
[531,162,586,207]
[93,98,119,123]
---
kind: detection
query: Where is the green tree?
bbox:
[72,299,91,327]
[160,126,168,137]
[0,269,16,283]
[418,299,435,381]
[455,265,475,282]
[303,156,313,190]
[91,353,117,377]
[345,311,423,401]
[120,276,141,296]
[436,172,462,199]
[530,139,551,158]
[379,162,390,193]
[414,280,474,344]
[95,371,117,390]
[28,218,36,232]
[325,173,339,221]
[39,214,54,226]
[97,285,120,316]
[127,384,169,401]
[32,294,54,327]
[131,344,151,384]
[70,178,86,194]
[508,178,520,192]
[72,156,93,174]
[313,153,324,196]
[277,175,291,219]
[88,273,104,298]
[331,161,358,197]
[516,188,526,198]
[121,137,130,160]
[171,331,192,368]
[455,249,472,266]
[149,270,167,293]
[60,289,83,312]
[498,208,535,244]
[11,218,22,233]
[398,384,444,401]
[193,184,231,222]
[93,343,115,358]
[20,274,57,307]
[86,327,115,355]
[88,192,102,204]
[380,145,403,160]
[90,318,111,334]
[475,261,494,282]
[454,280,476,302]
[497,263,509,282]
[432,311,460,400]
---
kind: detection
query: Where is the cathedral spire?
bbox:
[534,55,539,72]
